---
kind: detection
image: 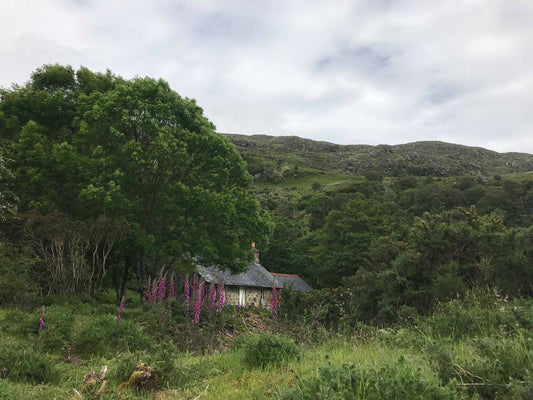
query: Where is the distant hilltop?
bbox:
[222,133,533,178]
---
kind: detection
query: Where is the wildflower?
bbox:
[232,325,236,338]
[191,274,199,309]
[151,276,159,303]
[158,274,166,299]
[117,296,125,322]
[146,279,152,303]
[194,278,204,324]
[216,281,224,313]
[39,306,45,330]
[314,313,318,329]
[170,273,175,298]
[184,275,190,310]
[208,282,216,312]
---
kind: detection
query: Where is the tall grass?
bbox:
[0,289,532,399]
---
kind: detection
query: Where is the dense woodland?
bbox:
[1,65,533,399]
[0,64,272,302]
[247,147,533,324]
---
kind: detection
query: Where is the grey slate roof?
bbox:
[272,273,313,292]
[196,263,313,292]
[197,262,282,288]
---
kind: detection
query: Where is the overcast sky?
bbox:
[1,1,533,153]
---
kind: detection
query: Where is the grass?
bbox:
[1,291,532,399]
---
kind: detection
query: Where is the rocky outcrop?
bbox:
[223,134,533,178]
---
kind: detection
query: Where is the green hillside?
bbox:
[224,133,533,179]
[2,66,533,400]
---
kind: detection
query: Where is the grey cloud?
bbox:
[317,44,393,74]
[0,0,532,153]
[424,83,459,106]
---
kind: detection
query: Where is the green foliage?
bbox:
[0,239,39,308]
[141,302,175,341]
[0,309,38,336]
[111,351,140,384]
[276,359,463,400]
[74,315,116,357]
[38,305,73,352]
[0,345,58,384]
[0,290,532,398]
[237,332,300,368]
[74,314,151,357]
[0,144,17,221]
[1,65,273,299]
[74,75,272,274]
[261,215,306,276]
[314,197,402,286]
[226,134,533,179]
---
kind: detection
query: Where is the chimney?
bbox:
[252,242,260,263]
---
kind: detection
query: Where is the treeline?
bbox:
[1,64,532,327]
[259,172,533,324]
[0,64,272,304]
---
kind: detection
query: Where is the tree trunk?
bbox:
[135,253,147,302]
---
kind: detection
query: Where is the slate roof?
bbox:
[196,264,313,292]
[271,273,313,292]
[197,262,282,289]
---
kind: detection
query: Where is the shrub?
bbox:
[0,309,38,336]
[276,359,466,400]
[39,305,73,352]
[143,341,188,387]
[0,381,17,399]
[112,351,140,384]
[118,320,153,352]
[458,337,533,399]
[239,332,300,368]
[0,345,58,384]
[74,315,116,357]
[142,303,175,340]
[74,315,152,357]
[0,240,40,309]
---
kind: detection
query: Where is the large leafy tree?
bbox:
[313,196,402,286]
[0,143,16,221]
[76,77,272,289]
[1,64,272,296]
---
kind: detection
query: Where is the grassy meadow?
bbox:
[1,290,532,399]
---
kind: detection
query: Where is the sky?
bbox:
[1,1,533,154]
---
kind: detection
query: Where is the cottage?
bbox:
[271,273,313,292]
[196,244,312,307]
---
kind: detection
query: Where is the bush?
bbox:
[460,337,533,399]
[141,303,175,340]
[112,351,140,384]
[142,341,199,387]
[0,345,58,384]
[276,359,466,400]
[74,315,116,357]
[38,305,74,352]
[74,314,152,357]
[419,293,518,340]
[238,332,300,368]
[0,240,40,309]
[0,309,38,336]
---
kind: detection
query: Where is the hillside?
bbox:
[223,134,533,178]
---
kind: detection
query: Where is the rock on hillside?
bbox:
[223,134,533,178]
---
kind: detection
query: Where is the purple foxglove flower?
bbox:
[38,306,45,330]
[117,296,125,322]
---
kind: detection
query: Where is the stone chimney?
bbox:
[252,242,260,263]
